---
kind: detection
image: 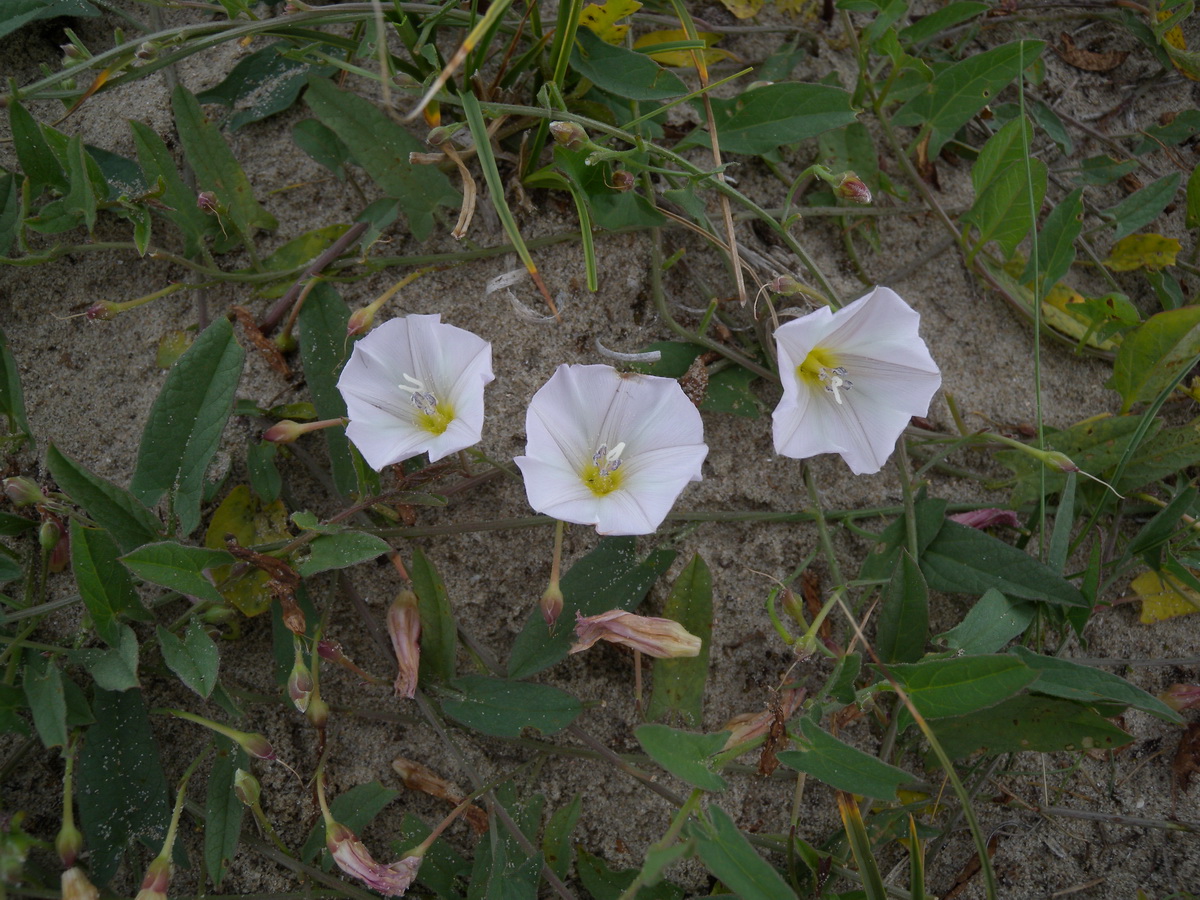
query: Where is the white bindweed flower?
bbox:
[515,364,708,535]
[772,286,941,475]
[337,315,494,471]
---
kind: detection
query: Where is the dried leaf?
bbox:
[1056,32,1128,72]
[392,756,488,833]
[1130,569,1200,624]
[1102,234,1182,272]
[1172,723,1200,795]
[230,306,291,377]
[679,356,709,408]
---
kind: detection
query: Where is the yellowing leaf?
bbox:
[776,0,820,16]
[156,330,192,369]
[1131,569,1200,624]
[1040,283,1123,353]
[1157,9,1200,80]
[716,0,764,19]
[633,30,730,67]
[1103,233,1182,272]
[579,0,642,44]
[204,484,291,616]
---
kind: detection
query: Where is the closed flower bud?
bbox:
[56,822,84,867]
[549,121,588,152]
[768,274,805,296]
[317,639,343,661]
[949,508,1021,530]
[609,170,635,192]
[196,191,220,214]
[834,172,872,205]
[1042,450,1079,473]
[288,647,314,713]
[570,610,702,659]
[306,691,330,729]
[4,477,47,508]
[84,301,118,321]
[263,420,307,443]
[60,43,82,59]
[1160,683,1200,712]
[426,126,452,146]
[388,591,421,699]
[234,768,261,806]
[134,856,171,900]
[39,519,61,553]
[539,583,564,629]
[135,42,158,61]
[60,867,99,900]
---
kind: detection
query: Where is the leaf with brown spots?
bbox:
[1056,33,1128,72]
[224,535,304,633]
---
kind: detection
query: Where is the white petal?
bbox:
[346,417,432,471]
[516,454,604,524]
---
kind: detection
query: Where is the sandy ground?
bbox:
[1,2,1199,897]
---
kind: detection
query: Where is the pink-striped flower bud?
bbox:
[234,768,261,806]
[834,172,871,205]
[1160,683,1200,712]
[133,855,171,900]
[387,590,421,699]
[539,583,564,630]
[3,478,46,507]
[949,508,1021,531]
[196,191,220,214]
[570,610,702,659]
[549,121,588,152]
[263,419,307,443]
[55,821,83,867]
[288,647,314,713]
[84,302,117,321]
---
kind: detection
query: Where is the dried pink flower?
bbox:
[327,822,421,897]
[570,610,701,659]
[948,508,1021,531]
[720,689,805,751]
[388,590,421,699]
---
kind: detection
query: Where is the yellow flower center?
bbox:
[398,373,455,435]
[583,442,625,497]
[797,347,852,405]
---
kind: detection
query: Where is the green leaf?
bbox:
[292,119,350,178]
[439,674,581,738]
[196,43,330,132]
[304,77,457,242]
[647,555,712,725]
[130,316,245,535]
[778,718,911,800]
[543,795,582,881]
[1022,188,1083,292]
[302,781,399,864]
[296,282,356,496]
[8,101,66,197]
[886,654,1037,719]
[0,511,35,537]
[507,538,676,679]
[876,551,928,664]
[571,27,687,100]
[689,805,798,900]
[171,85,278,239]
[964,156,1047,259]
[0,170,20,257]
[0,683,30,737]
[1009,646,1182,723]
[410,546,456,685]
[920,521,1087,606]
[158,620,219,698]
[204,737,247,889]
[251,224,351,299]
[72,624,140,691]
[77,688,171,884]
[550,145,667,231]
[679,83,858,155]
[71,521,148,646]
[894,40,1044,158]
[0,0,97,40]
[295,531,390,577]
[635,724,727,791]
[928,695,1132,758]
[576,847,686,900]
[1186,162,1200,230]
[121,541,235,606]
[23,654,67,749]
[1104,173,1182,241]
[899,2,988,45]
[936,588,1035,655]
[246,439,281,503]
[970,117,1031,196]
[50,444,161,553]
[131,121,216,257]
[1108,305,1200,413]
[0,326,30,446]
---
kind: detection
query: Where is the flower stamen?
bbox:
[397,373,454,434]
[584,442,625,496]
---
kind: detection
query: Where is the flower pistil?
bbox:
[798,348,853,405]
